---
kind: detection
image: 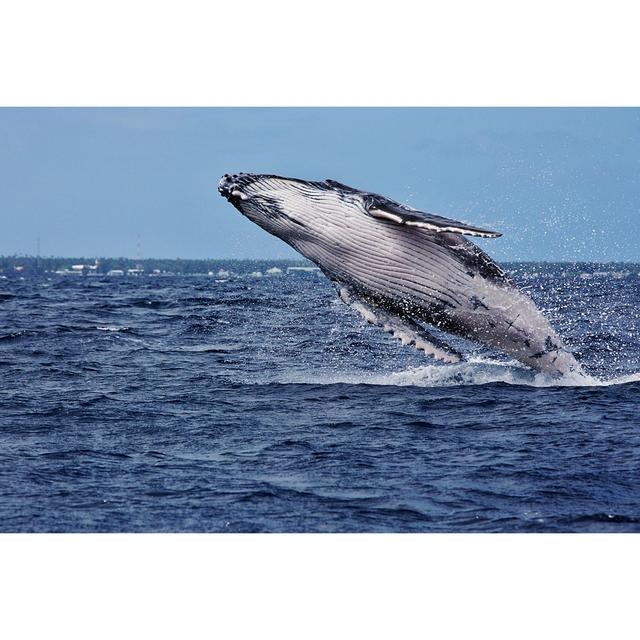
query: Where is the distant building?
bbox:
[55,260,100,276]
[54,268,82,276]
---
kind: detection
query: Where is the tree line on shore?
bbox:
[0,256,311,276]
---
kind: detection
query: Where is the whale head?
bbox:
[218,173,367,248]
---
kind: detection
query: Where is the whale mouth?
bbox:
[218,174,249,202]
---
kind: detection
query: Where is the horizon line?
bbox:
[3,255,640,265]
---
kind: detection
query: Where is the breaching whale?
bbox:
[218,173,583,378]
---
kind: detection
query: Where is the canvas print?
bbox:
[1,107,638,532]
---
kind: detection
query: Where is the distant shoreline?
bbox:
[0,256,314,277]
[1,255,640,278]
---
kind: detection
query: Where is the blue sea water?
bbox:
[1,263,639,532]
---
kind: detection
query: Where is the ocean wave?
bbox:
[3,267,640,533]
[0,329,39,342]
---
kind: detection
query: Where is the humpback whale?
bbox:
[218,173,583,378]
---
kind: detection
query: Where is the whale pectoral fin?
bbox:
[363,195,502,238]
[337,287,463,364]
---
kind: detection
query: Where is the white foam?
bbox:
[602,372,640,386]
[278,357,640,389]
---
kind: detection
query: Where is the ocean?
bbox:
[1,263,639,532]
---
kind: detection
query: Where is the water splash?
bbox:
[277,357,640,388]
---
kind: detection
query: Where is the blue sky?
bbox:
[0,108,638,261]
